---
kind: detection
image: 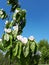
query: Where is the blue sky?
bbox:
[0,0,49,42]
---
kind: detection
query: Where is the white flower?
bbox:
[21,37,28,44]
[13,24,18,32]
[17,35,28,44]
[29,36,34,41]
[7,29,11,33]
[15,9,19,13]
[17,35,23,40]
[5,20,8,24]
[0,39,2,42]
[0,11,3,15]
[4,34,9,41]
[4,28,11,33]
[36,51,41,56]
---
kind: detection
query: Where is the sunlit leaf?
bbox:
[13,43,18,56]
[30,41,35,53]
[0,9,7,19]
[17,41,22,59]
[23,42,29,57]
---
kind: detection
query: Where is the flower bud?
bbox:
[29,36,34,41]
[21,37,28,44]
[4,28,11,33]
[17,35,23,40]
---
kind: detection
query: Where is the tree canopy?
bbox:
[0,0,41,65]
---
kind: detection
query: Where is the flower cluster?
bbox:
[4,28,11,33]
[4,20,19,34]
[17,35,34,44]
[17,35,28,44]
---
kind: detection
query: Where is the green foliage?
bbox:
[5,21,13,28]
[0,9,7,19]
[23,42,29,57]
[17,41,22,59]
[7,0,20,12]
[0,0,40,65]
[13,42,18,56]
[12,8,26,34]
[38,40,49,64]
[0,40,4,51]
[30,41,35,53]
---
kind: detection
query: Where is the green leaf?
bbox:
[9,35,12,45]
[5,44,12,50]
[23,43,29,57]
[30,41,35,53]
[7,0,18,5]
[17,41,22,59]
[34,43,37,54]
[0,9,7,19]
[4,35,13,50]
[0,40,6,51]
[0,41,3,50]
[5,22,13,28]
[7,0,20,12]
[21,10,26,17]
[2,34,12,50]
[13,43,18,56]
[12,30,17,39]
[4,34,10,41]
